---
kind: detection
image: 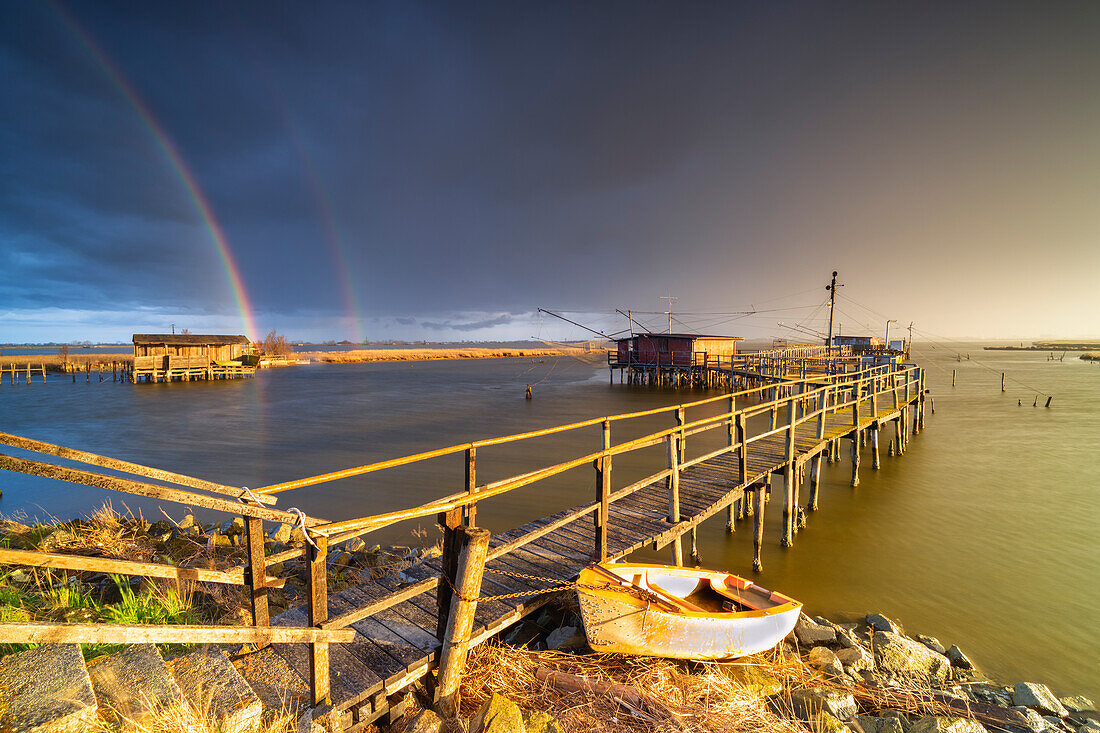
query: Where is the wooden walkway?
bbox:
[269,366,925,728]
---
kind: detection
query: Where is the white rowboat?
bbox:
[576,563,802,660]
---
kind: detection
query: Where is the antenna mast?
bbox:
[659,293,678,334]
[825,271,842,352]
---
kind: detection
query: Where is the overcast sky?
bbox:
[2,1,1098,344]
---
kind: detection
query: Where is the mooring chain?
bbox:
[440,565,666,606]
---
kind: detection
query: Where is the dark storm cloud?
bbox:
[420,314,514,332]
[2,1,1099,341]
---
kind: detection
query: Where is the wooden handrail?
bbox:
[0,452,321,526]
[0,548,285,587]
[0,431,277,506]
[0,620,354,644]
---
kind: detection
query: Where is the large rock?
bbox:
[87,645,182,722]
[872,631,950,682]
[794,615,837,645]
[790,687,858,721]
[545,626,586,653]
[1014,683,1070,717]
[917,635,947,655]
[946,645,976,670]
[1060,697,1096,715]
[807,646,846,677]
[523,710,565,733]
[471,693,525,733]
[721,663,783,697]
[269,523,292,544]
[867,613,901,634]
[1012,707,1052,733]
[0,644,98,733]
[406,708,444,733]
[858,715,907,733]
[909,717,987,733]
[836,645,875,675]
[1078,721,1100,733]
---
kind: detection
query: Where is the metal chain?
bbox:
[440,566,666,606]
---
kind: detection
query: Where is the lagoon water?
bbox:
[1,344,1097,700]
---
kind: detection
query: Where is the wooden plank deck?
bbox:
[270,387,921,724]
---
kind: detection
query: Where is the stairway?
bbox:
[0,642,311,732]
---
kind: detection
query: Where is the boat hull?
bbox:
[576,564,801,660]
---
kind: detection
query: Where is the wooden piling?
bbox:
[307,532,330,707]
[751,486,766,572]
[807,454,822,511]
[435,526,491,720]
[1001,372,1005,392]
[952,368,956,387]
[850,432,860,488]
[594,420,611,561]
[666,433,683,566]
[871,425,880,469]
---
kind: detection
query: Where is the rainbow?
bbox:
[49,2,260,342]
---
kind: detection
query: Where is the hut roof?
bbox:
[613,333,743,343]
[132,334,249,346]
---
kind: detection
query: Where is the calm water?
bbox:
[0,345,1096,699]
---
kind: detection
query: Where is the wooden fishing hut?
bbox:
[131,334,256,383]
[608,333,744,387]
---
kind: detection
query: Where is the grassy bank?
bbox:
[299,346,598,363]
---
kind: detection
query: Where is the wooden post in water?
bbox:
[666,433,682,566]
[952,368,956,387]
[307,532,329,707]
[781,390,797,547]
[1001,372,1005,392]
[751,484,766,572]
[689,526,699,565]
[738,413,751,518]
[726,396,736,533]
[435,526,490,720]
[850,430,860,488]
[870,380,881,470]
[594,420,611,561]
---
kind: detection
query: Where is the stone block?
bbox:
[0,644,98,733]
[87,644,182,722]
[168,648,261,733]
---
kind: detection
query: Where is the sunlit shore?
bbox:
[0,346,598,370]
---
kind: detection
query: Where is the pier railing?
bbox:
[0,354,925,715]
[0,432,353,709]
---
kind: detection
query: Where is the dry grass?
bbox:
[303,347,594,363]
[0,353,131,369]
[95,695,300,733]
[457,642,993,733]
[459,643,813,733]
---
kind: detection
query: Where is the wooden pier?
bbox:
[0,348,927,730]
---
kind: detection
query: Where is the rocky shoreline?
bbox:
[0,509,1095,733]
[391,604,1098,733]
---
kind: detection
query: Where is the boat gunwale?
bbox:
[578,563,802,621]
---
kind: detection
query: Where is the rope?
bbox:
[238,485,319,549]
[440,566,668,605]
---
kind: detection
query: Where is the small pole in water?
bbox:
[1018,398,1021,407]
[1001,373,1005,392]
[1033,396,1038,407]
[952,369,956,387]
[1045,396,1053,408]
[525,384,532,400]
